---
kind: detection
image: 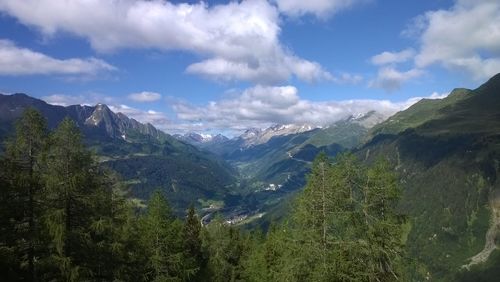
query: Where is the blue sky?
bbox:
[0,0,499,135]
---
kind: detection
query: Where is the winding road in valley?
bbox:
[287,151,311,164]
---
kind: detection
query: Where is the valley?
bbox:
[1,1,499,280]
[1,74,500,281]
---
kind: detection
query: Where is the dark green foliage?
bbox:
[139,191,187,281]
[356,73,500,280]
[4,73,500,282]
[0,108,48,280]
[0,109,245,281]
[241,153,406,282]
[104,154,236,213]
[201,215,249,282]
[183,205,203,280]
[0,93,239,216]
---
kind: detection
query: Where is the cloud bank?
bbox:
[0,39,115,76]
[0,0,342,84]
[128,91,162,102]
[172,85,444,134]
[274,0,367,18]
[43,86,448,136]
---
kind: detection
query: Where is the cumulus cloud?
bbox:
[408,0,500,80]
[128,91,162,102]
[369,67,424,92]
[172,85,441,134]
[371,49,415,66]
[274,0,367,18]
[42,87,449,136]
[109,104,171,128]
[0,39,115,76]
[332,73,364,84]
[0,0,335,84]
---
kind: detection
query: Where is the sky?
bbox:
[0,0,499,136]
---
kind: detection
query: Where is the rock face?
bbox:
[238,124,317,147]
[81,104,166,141]
[0,93,168,142]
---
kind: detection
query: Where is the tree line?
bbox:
[0,109,406,281]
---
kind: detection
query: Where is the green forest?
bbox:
[1,109,409,281]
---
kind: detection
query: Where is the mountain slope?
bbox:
[0,93,238,212]
[366,88,472,140]
[356,73,500,281]
[193,112,385,218]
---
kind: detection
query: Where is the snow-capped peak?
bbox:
[239,123,318,147]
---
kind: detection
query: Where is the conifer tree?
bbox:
[42,117,100,281]
[289,153,404,281]
[201,215,248,282]
[183,205,203,280]
[0,158,22,281]
[140,190,185,281]
[2,108,48,280]
[361,159,405,281]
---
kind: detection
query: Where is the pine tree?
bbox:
[86,171,141,281]
[140,190,185,281]
[2,108,48,280]
[201,215,248,282]
[0,158,22,281]
[42,117,100,281]
[183,205,203,280]
[289,153,405,281]
[291,152,340,281]
[361,159,405,281]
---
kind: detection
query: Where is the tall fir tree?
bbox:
[2,108,48,281]
[42,117,101,281]
[140,190,186,282]
[288,153,405,281]
[183,205,203,280]
[361,159,405,281]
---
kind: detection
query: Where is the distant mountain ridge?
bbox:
[0,93,167,143]
[179,111,389,219]
[239,123,317,147]
[174,132,229,147]
[0,93,238,213]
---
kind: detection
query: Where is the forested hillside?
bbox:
[0,94,238,213]
[356,74,500,281]
[0,109,407,281]
[2,74,500,281]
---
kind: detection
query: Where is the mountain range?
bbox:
[1,73,500,280]
[0,93,237,213]
[179,73,500,280]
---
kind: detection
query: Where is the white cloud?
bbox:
[172,85,443,134]
[331,73,364,84]
[0,39,115,76]
[371,49,415,66]
[42,93,121,107]
[109,104,171,128]
[128,91,162,102]
[369,67,424,92]
[408,0,500,80]
[274,0,367,18]
[0,0,335,84]
[42,88,449,136]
